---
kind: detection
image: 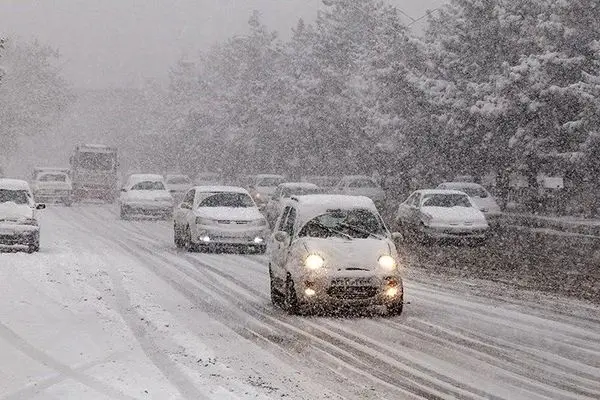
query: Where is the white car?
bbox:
[0,179,45,253]
[248,174,286,209]
[268,195,404,316]
[335,175,385,210]
[119,174,173,220]
[395,189,489,243]
[436,182,502,224]
[165,174,193,204]
[264,182,322,227]
[31,169,73,206]
[173,186,270,253]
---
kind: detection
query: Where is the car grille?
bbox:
[327,286,378,300]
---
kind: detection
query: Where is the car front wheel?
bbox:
[283,276,301,315]
[269,266,282,306]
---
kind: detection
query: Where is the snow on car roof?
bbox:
[286,194,378,224]
[255,174,284,179]
[439,181,485,189]
[0,178,32,190]
[127,174,165,183]
[193,185,249,194]
[278,182,320,189]
[417,189,469,195]
[341,175,375,180]
[166,174,189,178]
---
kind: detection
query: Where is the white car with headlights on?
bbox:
[395,189,489,243]
[173,186,270,253]
[0,179,45,253]
[119,174,173,220]
[268,195,403,316]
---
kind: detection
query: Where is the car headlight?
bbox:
[378,255,396,271]
[305,254,324,270]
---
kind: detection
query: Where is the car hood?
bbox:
[470,197,501,213]
[195,206,263,221]
[0,203,34,220]
[422,206,486,223]
[299,237,394,271]
[124,190,172,201]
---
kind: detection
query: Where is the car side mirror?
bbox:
[35,203,46,210]
[180,203,191,210]
[121,188,127,192]
[273,231,289,243]
[391,232,403,242]
[169,189,176,193]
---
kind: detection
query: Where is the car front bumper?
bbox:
[193,224,270,246]
[294,273,403,308]
[423,225,488,239]
[0,224,39,246]
[34,190,72,202]
[121,202,173,215]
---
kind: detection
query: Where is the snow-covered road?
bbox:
[1,205,599,400]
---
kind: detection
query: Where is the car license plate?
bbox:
[332,277,373,287]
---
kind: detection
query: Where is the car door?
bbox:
[396,193,416,225]
[174,189,195,228]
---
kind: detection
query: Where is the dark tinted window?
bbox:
[299,209,385,238]
[39,174,67,182]
[199,192,254,208]
[0,189,30,205]
[422,194,472,208]
[131,181,165,190]
[77,152,115,170]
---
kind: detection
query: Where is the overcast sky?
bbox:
[0,0,446,89]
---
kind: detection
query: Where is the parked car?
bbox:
[248,174,286,209]
[395,189,489,243]
[334,175,385,210]
[301,176,339,192]
[31,169,73,206]
[436,182,502,224]
[0,179,45,253]
[165,174,193,204]
[268,194,404,316]
[119,174,173,220]
[264,182,322,227]
[173,186,270,253]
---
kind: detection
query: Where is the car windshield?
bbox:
[256,177,284,187]
[130,181,165,190]
[38,174,67,182]
[167,176,191,184]
[348,179,378,188]
[299,209,386,239]
[422,194,472,208]
[0,189,30,205]
[76,152,115,170]
[455,186,488,198]
[199,192,254,208]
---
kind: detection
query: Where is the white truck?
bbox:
[70,144,118,202]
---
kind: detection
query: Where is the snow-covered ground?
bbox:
[1,205,599,400]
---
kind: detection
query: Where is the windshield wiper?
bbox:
[311,221,354,240]
[339,223,384,239]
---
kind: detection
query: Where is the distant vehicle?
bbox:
[395,189,489,243]
[264,182,322,227]
[0,178,46,253]
[119,174,173,220]
[247,174,286,209]
[436,182,502,224]
[301,175,339,191]
[165,174,193,204]
[173,186,269,253]
[70,144,118,202]
[334,175,385,210]
[30,168,73,206]
[268,194,403,315]
[194,172,222,186]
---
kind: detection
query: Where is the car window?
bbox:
[348,179,377,188]
[38,174,67,182]
[422,194,472,208]
[130,181,165,190]
[198,192,254,208]
[457,186,489,198]
[298,209,386,239]
[182,189,195,205]
[282,207,296,237]
[167,176,191,184]
[278,206,291,231]
[0,189,30,205]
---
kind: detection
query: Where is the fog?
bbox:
[0,0,446,89]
